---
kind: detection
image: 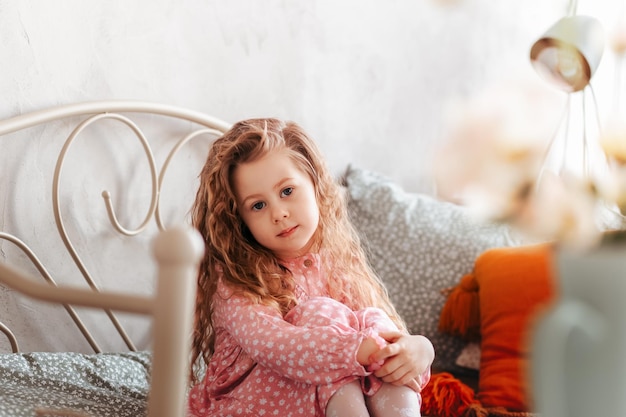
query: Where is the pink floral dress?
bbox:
[187,253,408,417]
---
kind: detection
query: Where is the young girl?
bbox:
[187,118,434,417]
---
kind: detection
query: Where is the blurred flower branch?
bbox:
[434,70,626,250]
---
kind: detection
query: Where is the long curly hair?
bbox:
[189,118,405,383]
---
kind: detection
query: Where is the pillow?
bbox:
[440,244,556,411]
[342,166,520,371]
[477,244,555,411]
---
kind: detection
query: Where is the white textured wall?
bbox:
[1,0,575,190]
[0,0,621,352]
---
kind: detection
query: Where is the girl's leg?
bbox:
[365,383,422,417]
[325,381,370,417]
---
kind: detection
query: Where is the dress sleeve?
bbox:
[356,307,400,334]
[212,284,370,385]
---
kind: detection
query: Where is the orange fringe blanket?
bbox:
[422,372,536,417]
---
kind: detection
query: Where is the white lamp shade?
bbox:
[530,15,605,92]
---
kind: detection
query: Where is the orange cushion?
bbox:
[473,243,556,411]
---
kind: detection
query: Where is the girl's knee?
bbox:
[326,381,369,417]
[367,383,422,417]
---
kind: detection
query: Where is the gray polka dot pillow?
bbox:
[343,166,519,371]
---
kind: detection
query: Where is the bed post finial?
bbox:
[149,226,204,417]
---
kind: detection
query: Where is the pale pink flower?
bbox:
[434,78,564,221]
[515,170,602,250]
[600,118,626,164]
[596,160,626,216]
[610,22,626,55]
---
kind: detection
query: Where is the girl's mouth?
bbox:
[278,226,298,237]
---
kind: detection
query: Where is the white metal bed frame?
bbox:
[0,101,232,417]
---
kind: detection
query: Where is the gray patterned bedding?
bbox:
[0,351,151,417]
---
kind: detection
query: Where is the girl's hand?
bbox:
[357,330,388,369]
[356,336,381,366]
[370,331,434,391]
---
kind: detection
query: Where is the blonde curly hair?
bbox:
[190,118,404,383]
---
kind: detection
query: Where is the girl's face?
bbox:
[233,149,320,259]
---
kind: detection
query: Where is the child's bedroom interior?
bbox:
[0,0,624,416]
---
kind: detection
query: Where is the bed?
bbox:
[0,100,529,417]
[0,101,231,417]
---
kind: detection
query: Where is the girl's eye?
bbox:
[252,201,266,211]
[281,187,293,198]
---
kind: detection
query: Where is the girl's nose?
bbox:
[273,207,289,223]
